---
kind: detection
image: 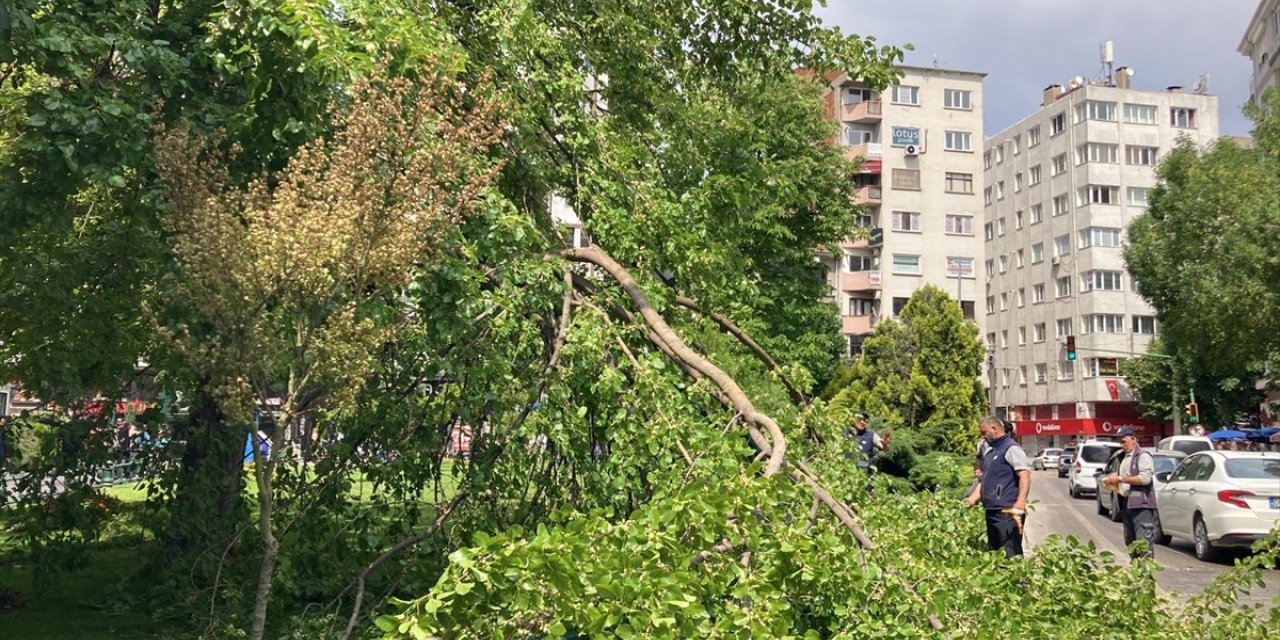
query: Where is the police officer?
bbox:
[966,416,1032,557]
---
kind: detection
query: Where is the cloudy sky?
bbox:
[816,0,1259,136]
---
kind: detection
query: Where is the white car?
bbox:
[1032,448,1063,471]
[1155,435,1213,456]
[1068,441,1123,499]
[1155,451,1280,561]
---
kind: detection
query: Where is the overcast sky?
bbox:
[816,0,1258,136]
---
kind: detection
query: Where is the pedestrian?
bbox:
[847,412,888,475]
[1102,427,1157,559]
[965,416,1031,557]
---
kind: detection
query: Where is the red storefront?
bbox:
[1015,417,1171,453]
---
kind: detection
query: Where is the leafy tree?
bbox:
[1125,88,1280,424]
[829,285,986,451]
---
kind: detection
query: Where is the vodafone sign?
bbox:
[1015,418,1167,437]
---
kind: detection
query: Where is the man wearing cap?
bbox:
[966,416,1031,557]
[848,412,888,475]
[1102,427,1157,559]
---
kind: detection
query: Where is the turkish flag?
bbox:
[1104,379,1120,401]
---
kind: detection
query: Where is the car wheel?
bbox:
[1070,481,1080,499]
[1109,494,1122,523]
[1154,513,1171,546]
[1096,492,1107,515]
[1193,515,1219,561]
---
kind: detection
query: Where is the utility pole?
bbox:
[1171,377,1182,434]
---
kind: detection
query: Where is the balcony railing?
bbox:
[840,271,882,292]
[853,185,882,206]
[840,99,883,123]
[841,314,875,335]
[843,142,882,163]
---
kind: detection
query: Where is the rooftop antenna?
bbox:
[932,54,947,69]
[1098,40,1115,86]
[1194,72,1210,94]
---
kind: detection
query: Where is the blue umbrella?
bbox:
[1246,427,1280,441]
[1208,429,1248,441]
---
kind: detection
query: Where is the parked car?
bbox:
[1068,441,1123,498]
[1156,435,1212,456]
[1032,448,1063,471]
[1155,451,1280,560]
[1056,446,1077,478]
[1095,449,1186,522]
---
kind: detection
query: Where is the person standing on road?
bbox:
[847,412,888,475]
[1101,427,1157,559]
[966,416,1032,557]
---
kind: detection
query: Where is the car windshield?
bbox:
[1152,456,1181,474]
[1044,449,1062,457]
[1172,440,1211,455]
[1080,446,1115,463]
[1061,448,1075,458]
[1223,458,1280,479]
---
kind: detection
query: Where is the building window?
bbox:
[945,214,974,235]
[892,297,910,315]
[1076,142,1118,165]
[848,334,866,356]
[997,218,1006,236]
[1030,204,1043,224]
[1054,234,1071,257]
[1083,357,1124,378]
[1016,288,1026,308]
[1001,368,1010,388]
[1014,173,1024,192]
[1053,194,1070,215]
[891,168,921,190]
[1031,243,1044,264]
[1057,318,1073,338]
[1059,361,1075,381]
[1035,363,1048,383]
[1075,100,1117,122]
[1050,112,1066,135]
[995,144,1005,164]
[847,254,874,271]
[1051,153,1067,176]
[986,332,996,348]
[1055,276,1072,298]
[1000,329,1008,347]
[1000,293,1009,311]
[984,186,993,205]
[945,172,974,194]
[944,130,973,152]
[1081,270,1124,292]
[853,213,874,228]
[984,222,994,241]
[1015,209,1024,229]
[996,181,1005,200]
[1131,315,1156,334]
[1012,135,1022,155]
[1124,103,1157,124]
[946,256,975,278]
[1127,187,1149,206]
[984,259,994,278]
[1018,326,1027,345]
[848,297,875,316]
[998,255,1008,273]
[891,85,920,105]
[891,253,922,275]
[891,210,922,232]
[960,300,975,320]
[1084,313,1125,334]
[1170,107,1197,128]
[983,150,993,169]
[1033,283,1046,304]
[1029,165,1042,185]
[1034,323,1046,342]
[1078,185,1119,206]
[1079,227,1123,248]
[986,295,995,314]
[1029,125,1041,146]
[1015,249,1025,268]
[1126,145,1159,166]
[944,89,971,110]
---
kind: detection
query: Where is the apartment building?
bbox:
[818,66,987,355]
[1240,0,1280,105]
[983,76,1219,452]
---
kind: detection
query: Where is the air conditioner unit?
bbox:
[1051,255,1061,265]
[905,145,919,156]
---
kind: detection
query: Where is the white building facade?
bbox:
[1240,0,1280,105]
[819,66,987,355]
[983,80,1218,452]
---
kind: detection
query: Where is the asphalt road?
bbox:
[1024,469,1279,608]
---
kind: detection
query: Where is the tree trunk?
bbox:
[249,443,278,640]
[167,391,246,555]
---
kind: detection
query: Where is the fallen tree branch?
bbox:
[338,491,468,640]
[563,246,786,476]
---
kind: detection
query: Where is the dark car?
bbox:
[1095,449,1186,526]
[1056,446,1077,478]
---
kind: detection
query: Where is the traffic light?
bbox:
[1184,402,1200,423]
[1065,335,1077,361]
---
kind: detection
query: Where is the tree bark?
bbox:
[249,438,278,640]
[166,390,246,555]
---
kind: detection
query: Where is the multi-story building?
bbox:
[983,75,1219,452]
[817,66,987,355]
[1239,0,1280,105]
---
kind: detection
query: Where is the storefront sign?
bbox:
[1016,417,1167,438]
[890,126,920,147]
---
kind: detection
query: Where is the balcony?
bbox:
[843,142,883,165]
[840,99,883,123]
[841,271,882,292]
[853,185,882,206]
[842,314,875,335]
[841,227,883,250]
